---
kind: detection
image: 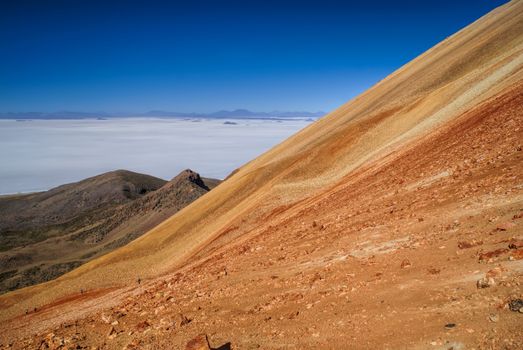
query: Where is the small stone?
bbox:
[135,320,150,332]
[477,277,495,289]
[176,313,192,327]
[486,267,504,278]
[489,314,499,323]
[400,259,411,268]
[107,326,117,340]
[444,323,456,329]
[507,299,523,312]
[458,240,483,249]
[185,334,211,350]
[508,240,523,249]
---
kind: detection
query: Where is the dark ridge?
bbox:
[0,168,220,294]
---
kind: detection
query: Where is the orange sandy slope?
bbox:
[0,1,522,349]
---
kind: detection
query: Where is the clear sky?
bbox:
[0,0,507,114]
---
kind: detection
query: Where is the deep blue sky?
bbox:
[0,0,507,113]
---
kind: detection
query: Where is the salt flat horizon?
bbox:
[0,117,312,194]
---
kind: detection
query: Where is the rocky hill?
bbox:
[0,169,219,294]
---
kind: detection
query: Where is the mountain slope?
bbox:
[0,1,522,348]
[0,169,166,242]
[0,169,219,294]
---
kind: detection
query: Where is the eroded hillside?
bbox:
[0,169,219,294]
[0,1,522,349]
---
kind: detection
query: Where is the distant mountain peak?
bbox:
[170,169,210,191]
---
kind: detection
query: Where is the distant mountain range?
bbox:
[0,109,325,120]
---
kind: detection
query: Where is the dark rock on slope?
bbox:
[0,169,219,293]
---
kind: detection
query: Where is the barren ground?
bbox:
[0,2,522,349]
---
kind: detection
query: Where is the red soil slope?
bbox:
[0,1,522,349]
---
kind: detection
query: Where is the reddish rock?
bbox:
[427,268,440,275]
[509,249,523,260]
[478,248,509,261]
[486,267,505,277]
[124,339,142,349]
[458,240,483,249]
[135,320,150,332]
[185,334,211,350]
[400,259,411,268]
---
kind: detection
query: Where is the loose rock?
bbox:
[458,240,483,249]
[488,314,499,323]
[185,334,211,350]
[477,277,495,289]
[508,299,523,312]
[400,259,411,268]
